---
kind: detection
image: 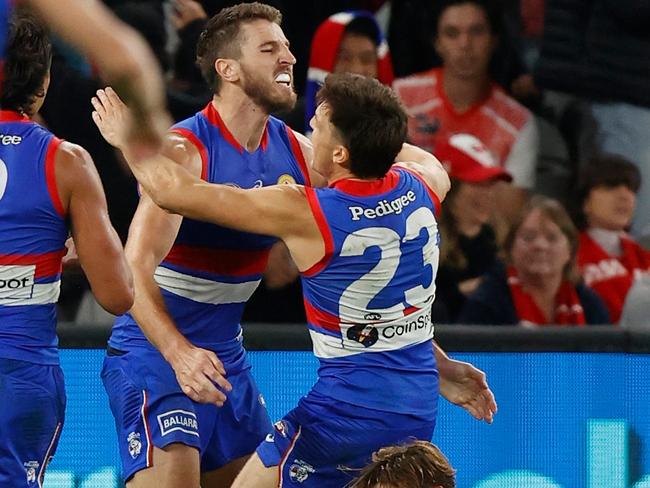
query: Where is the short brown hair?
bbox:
[504,196,580,282]
[316,73,407,179]
[196,2,282,94]
[348,441,456,488]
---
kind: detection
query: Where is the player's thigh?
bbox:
[127,443,200,488]
[200,454,250,488]
[231,453,278,488]
[0,359,65,486]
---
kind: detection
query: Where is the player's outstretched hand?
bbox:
[168,344,233,407]
[92,87,130,150]
[438,358,497,424]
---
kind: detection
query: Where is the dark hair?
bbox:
[344,15,380,46]
[572,154,641,230]
[196,2,282,94]
[348,441,456,488]
[0,12,52,116]
[432,0,502,38]
[504,196,579,282]
[316,73,406,179]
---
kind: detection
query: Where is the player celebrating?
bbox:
[0,14,133,486]
[96,4,317,487]
[95,72,497,488]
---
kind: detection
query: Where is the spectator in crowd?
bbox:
[434,133,512,323]
[393,0,539,222]
[573,155,650,324]
[534,0,650,242]
[303,10,393,134]
[348,440,456,488]
[459,196,610,326]
[620,275,650,330]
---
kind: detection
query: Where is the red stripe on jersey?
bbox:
[302,187,334,277]
[0,110,29,122]
[0,250,65,278]
[285,127,311,186]
[399,167,442,216]
[170,128,208,180]
[44,137,65,217]
[404,305,420,316]
[163,244,270,277]
[303,297,340,333]
[329,169,401,196]
[202,102,269,154]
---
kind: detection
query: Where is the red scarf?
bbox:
[507,266,586,326]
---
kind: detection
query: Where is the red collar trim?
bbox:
[201,102,269,154]
[329,169,400,196]
[0,110,29,122]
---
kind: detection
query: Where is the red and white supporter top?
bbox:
[577,230,650,323]
[393,67,538,189]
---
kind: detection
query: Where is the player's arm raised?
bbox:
[55,142,134,315]
[394,143,451,203]
[29,0,168,154]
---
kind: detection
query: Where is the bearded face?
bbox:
[238,59,297,113]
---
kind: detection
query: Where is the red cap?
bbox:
[435,133,512,183]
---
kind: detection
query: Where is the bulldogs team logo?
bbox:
[347,324,379,347]
[24,460,39,485]
[273,420,288,438]
[127,431,142,459]
[289,459,315,483]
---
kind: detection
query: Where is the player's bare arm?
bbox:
[394,143,451,202]
[54,142,134,315]
[433,342,497,424]
[93,94,232,406]
[29,0,168,156]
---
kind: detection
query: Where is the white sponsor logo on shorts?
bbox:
[157,410,199,437]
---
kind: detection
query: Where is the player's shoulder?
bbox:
[393,68,439,91]
[55,141,93,168]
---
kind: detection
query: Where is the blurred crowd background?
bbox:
[48,0,650,330]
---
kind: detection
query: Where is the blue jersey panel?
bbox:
[109,105,310,353]
[0,114,68,364]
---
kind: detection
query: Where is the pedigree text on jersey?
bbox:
[348,190,417,221]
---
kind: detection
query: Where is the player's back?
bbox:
[0,111,68,365]
[301,167,440,418]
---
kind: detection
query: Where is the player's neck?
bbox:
[211,94,269,152]
[442,69,491,113]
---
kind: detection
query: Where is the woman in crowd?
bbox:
[433,133,511,322]
[459,197,610,326]
[573,155,650,324]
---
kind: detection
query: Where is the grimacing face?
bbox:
[511,209,571,279]
[435,3,496,80]
[235,19,297,113]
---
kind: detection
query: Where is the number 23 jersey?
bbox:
[301,167,440,418]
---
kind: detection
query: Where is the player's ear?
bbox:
[332,144,349,168]
[215,58,239,83]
